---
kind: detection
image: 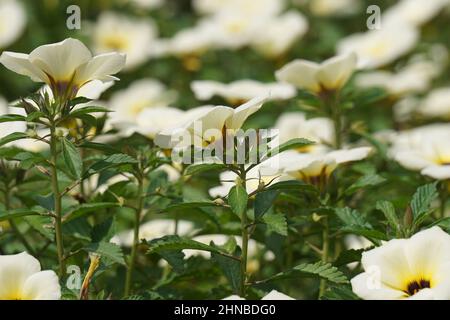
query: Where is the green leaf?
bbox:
[254,190,279,219]
[410,183,439,224]
[0,132,29,147]
[63,202,120,223]
[334,249,364,267]
[0,208,44,222]
[266,180,318,194]
[263,212,287,236]
[212,250,241,294]
[70,106,111,117]
[91,217,116,243]
[163,201,222,212]
[335,207,370,229]
[84,242,125,265]
[321,285,360,300]
[376,200,400,233]
[146,235,233,257]
[266,138,314,158]
[228,185,248,218]
[61,138,82,178]
[79,141,120,154]
[25,215,54,240]
[184,163,227,176]
[257,261,348,285]
[345,174,386,196]
[0,114,26,123]
[159,250,186,273]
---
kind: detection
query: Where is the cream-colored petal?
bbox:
[21,270,61,300]
[29,38,92,82]
[76,80,114,99]
[0,52,48,82]
[421,165,450,180]
[225,95,266,130]
[74,52,126,86]
[0,252,41,300]
[351,272,407,300]
[275,59,321,92]
[261,290,295,300]
[317,52,357,91]
[326,147,371,164]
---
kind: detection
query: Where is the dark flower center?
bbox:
[406,279,431,296]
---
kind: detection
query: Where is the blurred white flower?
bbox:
[191,79,296,104]
[192,0,284,17]
[134,107,186,139]
[0,252,60,300]
[251,11,308,58]
[337,23,419,69]
[308,0,361,16]
[419,87,450,119]
[389,124,450,180]
[384,0,450,27]
[108,79,177,135]
[351,227,450,300]
[345,235,373,269]
[356,60,440,97]
[125,0,164,10]
[223,290,294,300]
[0,38,125,99]
[0,0,26,48]
[275,53,357,94]
[111,219,196,247]
[92,12,157,70]
[273,112,335,151]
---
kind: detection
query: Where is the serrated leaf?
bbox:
[63,202,120,223]
[184,163,227,176]
[266,180,318,194]
[411,183,439,224]
[163,201,222,212]
[61,138,82,179]
[25,215,54,240]
[263,212,287,236]
[376,200,400,233]
[212,250,241,294]
[228,185,248,218]
[266,138,314,158]
[345,174,386,196]
[321,285,360,300]
[84,242,125,265]
[159,250,186,273]
[254,190,279,219]
[0,132,29,147]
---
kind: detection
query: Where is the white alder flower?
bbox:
[251,11,308,58]
[275,53,357,94]
[383,0,450,27]
[337,22,419,69]
[92,12,157,70]
[355,60,440,97]
[351,227,450,300]
[419,87,450,119]
[308,0,362,16]
[283,147,372,185]
[155,96,266,149]
[108,79,177,135]
[223,290,294,300]
[111,219,196,247]
[0,38,126,100]
[389,124,450,180]
[273,112,335,151]
[0,252,61,300]
[191,79,296,104]
[0,0,26,48]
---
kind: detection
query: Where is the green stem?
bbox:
[239,167,249,298]
[50,125,65,277]
[124,176,145,297]
[319,217,329,298]
[4,186,35,255]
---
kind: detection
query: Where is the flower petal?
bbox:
[317,52,357,90]
[225,95,266,130]
[74,52,126,86]
[0,51,48,82]
[275,59,320,92]
[22,270,61,300]
[351,272,407,300]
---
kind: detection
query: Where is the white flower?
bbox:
[223,290,294,300]
[192,0,284,17]
[351,227,450,300]
[389,124,450,180]
[125,0,164,10]
[308,0,361,16]
[355,60,440,97]
[111,219,196,247]
[337,22,419,69]
[383,0,450,27]
[191,79,296,104]
[0,252,60,300]
[155,96,266,149]
[92,12,157,70]
[0,38,126,99]
[135,107,186,139]
[251,11,308,58]
[419,87,450,119]
[283,147,372,184]
[345,235,373,269]
[275,53,357,94]
[108,79,177,135]
[273,112,334,151]
[0,0,26,48]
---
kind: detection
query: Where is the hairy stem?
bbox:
[319,217,329,298]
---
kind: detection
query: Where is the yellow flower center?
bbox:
[102,36,129,51]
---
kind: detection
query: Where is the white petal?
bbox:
[351,272,407,300]
[0,52,48,82]
[276,59,320,92]
[317,52,357,90]
[75,52,126,86]
[225,95,266,130]
[76,80,114,99]
[326,147,371,164]
[261,290,295,300]
[29,38,92,82]
[421,165,450,180]
[22,270,61,300]
[222,295,245,300]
